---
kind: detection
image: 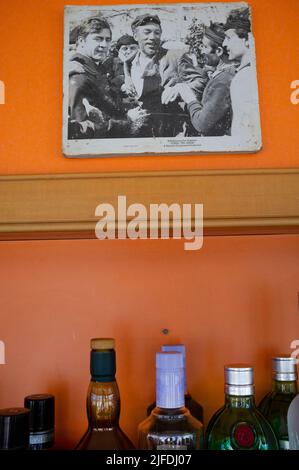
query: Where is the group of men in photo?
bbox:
[68,9,255,140]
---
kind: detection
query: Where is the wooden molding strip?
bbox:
[0,169,298,240]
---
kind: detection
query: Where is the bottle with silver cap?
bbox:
[206,364,279,450]
[258,356,298,450]
[138,352,203,450]
[146,344,204,424]
[75,338,134,450]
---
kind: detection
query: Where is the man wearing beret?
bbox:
[122,14,206,137]
[166,22,236,136]
[223,9,261,140]
[68,17,147,139]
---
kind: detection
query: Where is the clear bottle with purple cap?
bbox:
[138,352,203,450]
[146,344,204,424]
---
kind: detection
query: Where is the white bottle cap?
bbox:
[224,364,254,396]
[272,356,298,382]
[161,344,187,393]
[156,352,185,409]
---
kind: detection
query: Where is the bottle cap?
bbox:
[24,394,55,432]
[272,356,298,382]
[161,344,187,392]
[90,338,116,381]
[224,364,254,396]
[156,352,185,409]
[0,408,30,450]
[91,338,115,350]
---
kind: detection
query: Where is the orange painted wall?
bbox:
[0,0,299,451]
[0,236,299,448]
[0,0,298,174]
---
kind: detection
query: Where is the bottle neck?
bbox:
[225,394,255,409]
[153,406,188,419]
[156,372,185,409]
[87,378,120,430]
[272,379,298,394]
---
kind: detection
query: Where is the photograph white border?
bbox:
[62,2,262,157]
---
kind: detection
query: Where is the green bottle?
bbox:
[75,338,134,450]
[258,357,298,450]
[204,404,225,448]
[207,364,279,450]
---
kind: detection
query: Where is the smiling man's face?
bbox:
[133,23,161,57]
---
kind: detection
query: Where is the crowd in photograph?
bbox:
[67,8,255,140]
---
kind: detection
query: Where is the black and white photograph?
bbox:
[62,2,262,157]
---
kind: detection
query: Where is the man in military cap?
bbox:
[122,13,206,137]
[68,17,147,139]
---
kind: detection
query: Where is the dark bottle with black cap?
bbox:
[24,394,55,450]
[0,408,30,450]
[75,338,134,450]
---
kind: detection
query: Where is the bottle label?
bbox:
[279,439,290,450]
[29,430,54,445]
[91,392,114,402]
[233,423,256,448]
[155,433,194,450]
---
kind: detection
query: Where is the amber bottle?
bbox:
[76,338,134,450]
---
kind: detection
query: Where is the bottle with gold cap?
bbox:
[206,364,279,450]
[258,356,298,450]
[75,338,134,450]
